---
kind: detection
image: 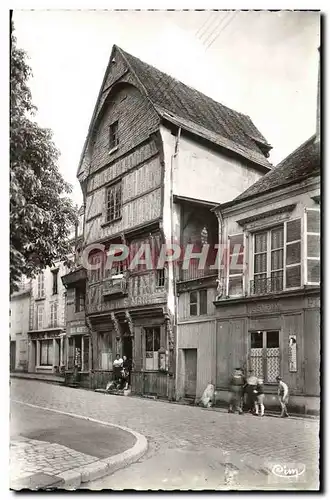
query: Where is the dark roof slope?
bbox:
[118,47,272,161]
[234,135,320,203]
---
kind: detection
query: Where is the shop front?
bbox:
[28,328,65,374]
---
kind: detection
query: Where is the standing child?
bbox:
[276,376,289,418]
[254,378,265,417]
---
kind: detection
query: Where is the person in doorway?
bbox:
[254,378,265,417]
[228,368,245,414]
[113,354,123,384]
[122,355,130,389]
[245,370,258,413]
[276,376,289,418]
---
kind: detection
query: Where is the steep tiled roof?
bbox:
[234,135,320,203]
[118,47,272,167]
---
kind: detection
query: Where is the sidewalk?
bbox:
[10,400,147,490]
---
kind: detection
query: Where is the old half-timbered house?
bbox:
[76,45,272,398]
[213,132,320,414]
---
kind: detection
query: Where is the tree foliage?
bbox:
[10,23,78,294]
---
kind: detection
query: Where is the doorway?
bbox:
[10,341,16,372]
[122,335,132,362]
[184,348,197,398]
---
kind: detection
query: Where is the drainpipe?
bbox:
[214,208,224,299]
[170,127,181,401]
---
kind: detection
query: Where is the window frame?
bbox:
[249,329,281,384]
[189,289,208,316]
[109,120,119,151]
[51,269,59,295]
[40,339,53,366]
[37,304,44,330]
[144,326,161,371]
[251,219,302,294]
[156,268,166,289]
[226,233,245,297]
[304,207,320,285]
[37,273,45,298]
[50,303,58,328]
[105,181,122,224]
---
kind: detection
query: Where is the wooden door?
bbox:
[184,349,197,397]
[10,341,16,372]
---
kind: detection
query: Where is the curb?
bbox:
[11,401,148,490]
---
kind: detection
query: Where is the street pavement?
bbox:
[11,378,320,490]
[10,399,136,489]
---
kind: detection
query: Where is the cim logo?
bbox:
[271,463,306,478]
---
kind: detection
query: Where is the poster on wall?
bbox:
[289,335,297,372]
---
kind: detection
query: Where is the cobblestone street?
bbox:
[10,379,319,490]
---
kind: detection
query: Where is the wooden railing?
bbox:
[178,260,217,282]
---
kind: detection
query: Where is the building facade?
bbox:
[10,276,31,372]
[212,134,320,414]
[73,45,272,396]
[27,262,68,374]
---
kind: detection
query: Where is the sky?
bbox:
[12,10,320,206]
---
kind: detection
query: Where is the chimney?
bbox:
[316,46,320,141]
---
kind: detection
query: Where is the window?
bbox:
[250,330,280,383]
[189,289,208,316]
[37,304,44,330]
[227,234,244,296]
[89,251,103,283]
[75,288,85,313]
[109,120,119,150]
[305,208,320,284]
[104,248,126,279]
[40,339,53,366]
[106,182,122,222]
[51,269,59,295]
[156,268,165,288]
[50,303,58,328]
[252,220,301,294]
[37,273,45,298]
[145,327,160,370]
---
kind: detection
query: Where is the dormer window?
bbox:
[109,120,119,151]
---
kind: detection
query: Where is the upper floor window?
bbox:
[37,273,45,298]
[227,234,245,296]
[189,289,208,316]
[252,220,302,294]
[89,251,103,283]
[75,288,85,313]
[106,182,122,223]
[156,268,165,288]
[51,269,59,295]
[109,120,119,150]
[50,303,58,328]
[37,304,44,330]
[305,208,320,284]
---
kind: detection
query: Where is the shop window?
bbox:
[145,327,160,370]
[40,339,53,366]
[189,290,208,316]
[249,330,280,383]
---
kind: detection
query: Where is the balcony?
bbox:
[250,275,283,296]
[178,260,217,282]
[102,275,128,298]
